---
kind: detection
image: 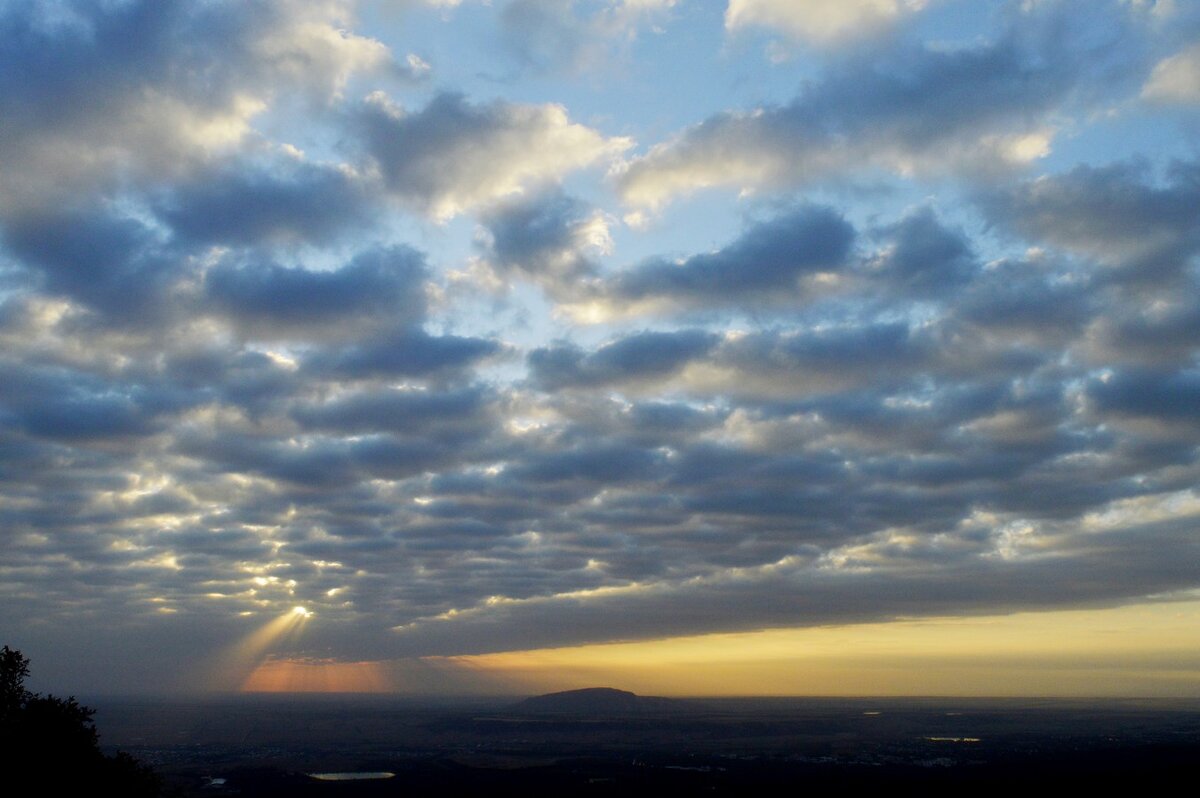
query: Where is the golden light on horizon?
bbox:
[242,656,392,693]
[430,599,1200,698]
[199,600,1200,696]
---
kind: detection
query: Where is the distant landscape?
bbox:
[89,689,1200,795]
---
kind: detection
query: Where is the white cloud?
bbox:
[1142,43,1200,103]
[724,0,925,44]
[405,52,433,77]
[255,1,391,98]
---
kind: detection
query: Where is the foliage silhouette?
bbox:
[0,645,165,795]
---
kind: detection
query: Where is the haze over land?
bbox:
[89,691,1200,794]
[2,0,1199,698]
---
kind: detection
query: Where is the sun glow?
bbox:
[204,607,315,690]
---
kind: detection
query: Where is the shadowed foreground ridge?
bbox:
[510,687,688,715]
[0,646,164,796]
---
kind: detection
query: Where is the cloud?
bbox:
[1086,299,1200,367]
[617,22,1087,208]
[1,207,180,321]
[951,257,1094,347]
[386,503,1200,656]
[1142,42,1200,102]
[291,385,497,441]
[0,360,164,442]
[724,0,923,45]
[156,159,372,247]
[203,246,428,339]
[528,330,719,390]
[528,318,1031,399]
[608,205,855,310]
[501,0,591,71]
[304,327,502,379]
[506,441,667,485]
[864,207,974,296]
[973,158,1200,368]
[563,204,971,319]
[476,190,613,292]
[2,0,1199,688]
[1088,369,1200,424]
[172,429,457,489]
[979,159,1200,281]
[353,92,630,220]
[0,0,389,214]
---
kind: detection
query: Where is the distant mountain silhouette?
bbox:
[509,687,690,716]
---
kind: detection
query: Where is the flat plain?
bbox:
[90,693,1200,795]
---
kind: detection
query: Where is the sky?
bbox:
[2,0,1200,698]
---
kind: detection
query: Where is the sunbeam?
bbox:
[204,608,314,691]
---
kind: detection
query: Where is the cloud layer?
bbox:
[1,0,1198,693]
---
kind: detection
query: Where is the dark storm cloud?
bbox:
[611,205,854,306]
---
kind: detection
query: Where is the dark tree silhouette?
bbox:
[0,645,166,795]
[0,645,29,717]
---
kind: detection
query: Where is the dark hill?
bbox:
[509,687,689,716]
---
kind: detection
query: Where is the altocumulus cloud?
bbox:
[353,91,630,220]
[0,0,389,214]
[616,1,1167,209]
[0,0,1198,692]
